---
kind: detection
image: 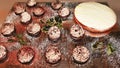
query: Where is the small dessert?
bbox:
[17,47,35,64]
[74,2,117,33]
[0,45,7,61]
[48,26,61,41]
[45,46,61,64]
[27,23,41,37]
[51,2,63,10]
[20,12,32,24]
[13,3,25,15]
[58,7,70,18]
[33,6,45,17]
[70,24,84,40]
[1,23,15,36]
[27,0,37,7]
[73,46,90,63]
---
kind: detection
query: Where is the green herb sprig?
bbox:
[8,34,27,45]
[42,16,62,32]
[107,43,115,55]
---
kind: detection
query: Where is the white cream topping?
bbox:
[0,46,6,59]
[59,7,69,17]
[27,0,36,6]
[70,24,84,38]
[27,23,41,34]
[1,24,14,35]
[21,12,31,23]
[48,26,61,39]
[18,48,34,63]
[73,46,90,62]
[46,46,61,63]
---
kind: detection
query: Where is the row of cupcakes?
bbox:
[0,44,90,64]
[1,22,85,41]
[13,0,70,19]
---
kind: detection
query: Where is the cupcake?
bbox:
[0,45,7,61]
[48,26,61,42]
[45,46,61,64]
[1,23,15,36]
[70,24,84,40]
[51,2,63,10]
[20,12,32,24]
[33,6,45,17]
[27,0,37,7]
[13,3,25,15]
[27,23,41,37]
[58,7,70,18]
[73,46,90,64]
[74,2,117,37]
[17,47,35,64]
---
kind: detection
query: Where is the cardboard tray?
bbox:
[0,1,120,68]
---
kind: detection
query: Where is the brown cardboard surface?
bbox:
[0,0,120,68]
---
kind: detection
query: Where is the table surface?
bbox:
[0,0,120,68]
